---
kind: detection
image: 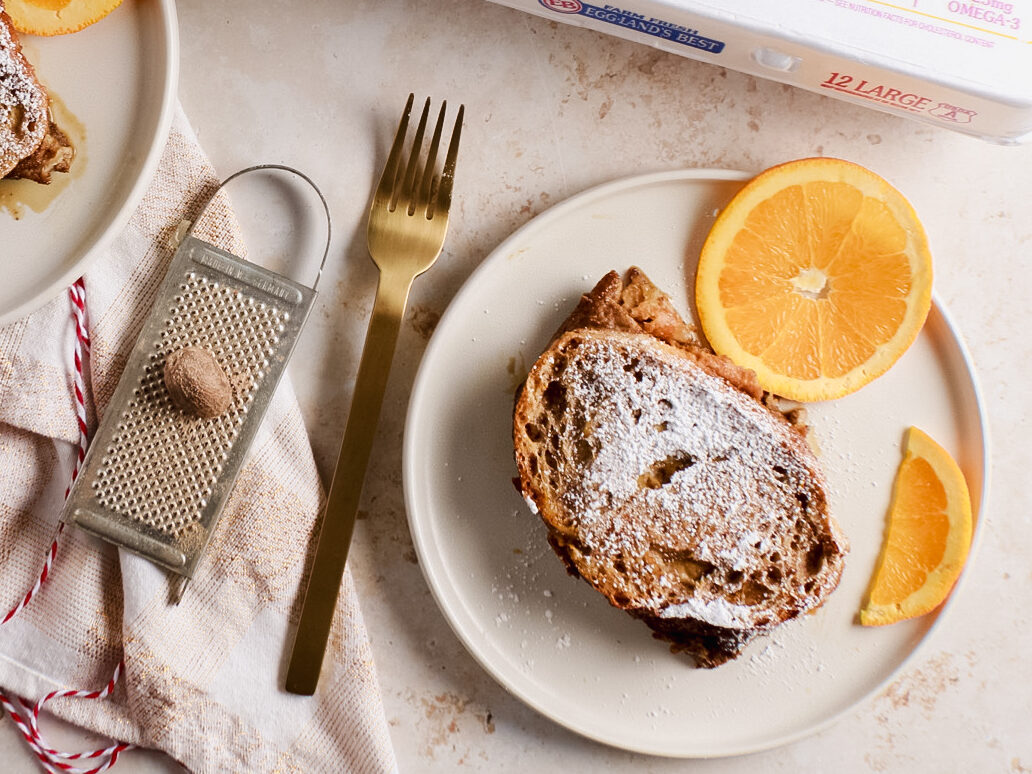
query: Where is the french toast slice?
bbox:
[513,269,848,667]
[0,2,73,182]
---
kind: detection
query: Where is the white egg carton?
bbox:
[493,0,1032,144]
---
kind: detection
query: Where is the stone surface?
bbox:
[3,0,1031,770]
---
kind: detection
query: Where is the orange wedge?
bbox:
[695,158,933,402]
[5,0,122,36]
[859,427,973,626]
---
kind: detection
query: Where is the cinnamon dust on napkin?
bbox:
[0,106,397,773]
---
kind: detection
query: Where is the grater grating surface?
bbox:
[97,272,286,536]
[63,235,317,577]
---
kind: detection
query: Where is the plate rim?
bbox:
[0,0,180,326]
[402,168,990,757]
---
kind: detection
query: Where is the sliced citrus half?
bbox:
[859,426,973,627]
[695,157,933,402]
[5,0,122,36]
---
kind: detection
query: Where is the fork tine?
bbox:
[431,104,464,219]
[414,102,447,218]
[395,98,431,213]
[375,93,414,209]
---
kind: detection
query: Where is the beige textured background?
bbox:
[3,0,1031,770]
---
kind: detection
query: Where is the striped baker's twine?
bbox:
[0,279,89,626]
[0,690,131,774]
[0,279,135,772]
[23,659,132,773]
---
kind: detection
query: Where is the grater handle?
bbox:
[186,164,333,292]
[285,267,414,695]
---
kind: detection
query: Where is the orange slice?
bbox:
[5,0,122,36]
[859,427,973,626]
[695,158,933,402]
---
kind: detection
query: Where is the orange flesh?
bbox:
[717,181,914,381]
[869,455,950,604]
[22,0,73,10]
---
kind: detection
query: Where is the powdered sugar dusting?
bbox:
[658,597,757,628]
[0,4,48,175]
[523,331,841,631]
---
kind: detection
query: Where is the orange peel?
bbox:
[5,0,122,36]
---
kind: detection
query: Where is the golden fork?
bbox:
[286,94,463,695]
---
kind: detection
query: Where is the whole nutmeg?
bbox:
[163,346,233,419]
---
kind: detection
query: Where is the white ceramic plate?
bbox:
[403,170,987,757]
[0,0,178,325]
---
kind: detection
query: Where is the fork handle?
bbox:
[286,268,414,695]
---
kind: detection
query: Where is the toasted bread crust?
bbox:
[513,268,848,667]
[554,270,765,402]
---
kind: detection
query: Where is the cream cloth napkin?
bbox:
[0,105,397,773]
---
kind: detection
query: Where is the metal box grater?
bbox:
[62,233,317,579]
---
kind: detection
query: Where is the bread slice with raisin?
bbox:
[513,269,848,667]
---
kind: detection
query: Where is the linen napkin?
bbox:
[0,105,397,773]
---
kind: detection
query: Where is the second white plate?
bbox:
[403,169,987,757]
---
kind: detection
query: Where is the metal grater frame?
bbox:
[62,234,317,577]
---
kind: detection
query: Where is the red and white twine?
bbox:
[0,665,131,774]
[0,280,88,627]
[0,279,135,772]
